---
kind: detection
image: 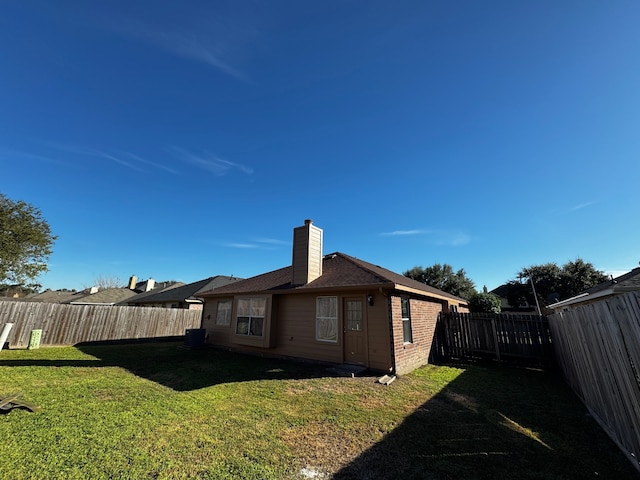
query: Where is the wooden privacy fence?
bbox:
[549,292,640,473]
[432,312,555,367]
[0,301,202,348]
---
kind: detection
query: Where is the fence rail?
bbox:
[549,292,640,473]
[0,301,202,347]
[432,312,555,367]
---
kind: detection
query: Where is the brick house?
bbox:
[199,220,468,375]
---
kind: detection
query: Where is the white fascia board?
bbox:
[549,288,614,309]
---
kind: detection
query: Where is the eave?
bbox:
[201,282,466,305]
[549,288,614,310]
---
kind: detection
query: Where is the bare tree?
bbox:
[88,275,123,290]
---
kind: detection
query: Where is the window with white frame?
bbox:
[401,297,413,343]
[235,298,266,336]
[316,296,338,343]
[215,299,232,326]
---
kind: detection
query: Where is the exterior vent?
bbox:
[292,219,323,285]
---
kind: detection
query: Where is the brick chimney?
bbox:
[292,219,323,285]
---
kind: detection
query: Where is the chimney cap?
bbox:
[304,219,313,225]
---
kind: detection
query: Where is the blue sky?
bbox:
[2,1,639,292]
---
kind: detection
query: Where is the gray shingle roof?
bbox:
[66,288,138,305]
[21,290,81,303]
[124,276,241,305]
[585,267,640,294]
[121,282,185,304]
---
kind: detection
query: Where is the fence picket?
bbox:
[0,301,202,347]
[549,291,640,473]
[435,312,553,367]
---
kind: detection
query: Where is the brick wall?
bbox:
[390,296,444,375]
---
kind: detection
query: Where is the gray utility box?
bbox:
[184,328,206,348]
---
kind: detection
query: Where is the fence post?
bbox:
[490,317,501,362]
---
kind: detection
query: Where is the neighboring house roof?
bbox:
[4,290,81,303]
[490,284,510,298]
[549,267,640,310]
[489,283,537,312]
[200,252,467,304]
[121,281,186,304]
[124,276,241,305]
[66,288,138,305]
[131,279,176,293]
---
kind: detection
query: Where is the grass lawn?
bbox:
[0,341,637,479]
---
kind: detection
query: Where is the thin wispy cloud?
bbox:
[222,238,285,250]
[170,146,253,176]
[0,148,68,166]
[254,237,289,246]
[381,228,471,247]
[223,243,261,249]
[156,31,248,82]
[42,142,180,174]
[93,151,143,172]
[111,17,251,82]
[122,152,179,175]
[43,143,143,172]
[380,229,431,236]
[440,233,471,247]
[552,201,597,215]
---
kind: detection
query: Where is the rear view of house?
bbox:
[200,220,468,375]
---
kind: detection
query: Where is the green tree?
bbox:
[468,291,502,313]
[404,263,476,299]
[559,258,608,299]
[507,263,562,308]
[0,283,41,297]
[0,194,56,286]
[506,258,607,308]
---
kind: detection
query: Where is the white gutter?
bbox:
[549,287,615,310]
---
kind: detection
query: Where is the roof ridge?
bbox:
[329,252,392,284]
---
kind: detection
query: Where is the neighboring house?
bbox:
[118,280,186,305]
[549,267,640,312]
[3,289,81,304]
[127,276,178,294]
[490,284,538,314]
[199,220,469,375]
[121,276,241,310]
[63,288,139,306]
[0,276,195,307]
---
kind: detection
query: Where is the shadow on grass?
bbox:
[334,363,639,480]
[0,341,333,391]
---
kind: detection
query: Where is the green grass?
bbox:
[0,342,637,479]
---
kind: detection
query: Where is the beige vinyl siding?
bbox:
[201,298,234,345]
[363,293,394,372]
[203,290,394,372]
[274,294,342,363]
